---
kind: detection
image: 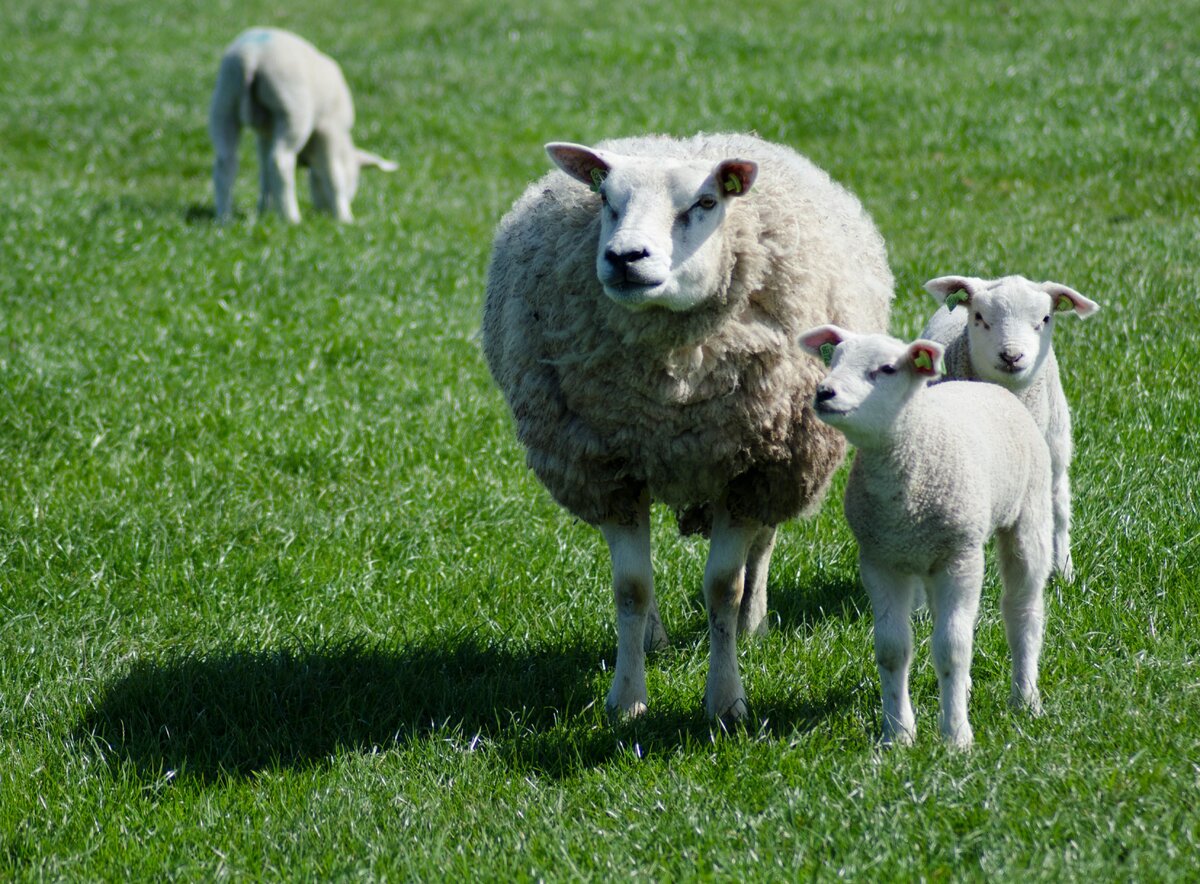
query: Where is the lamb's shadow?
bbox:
[77,632,857,783]
[770,573,867,633]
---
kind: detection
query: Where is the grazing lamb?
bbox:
[800,326,1053,748]
[921,275,1099,581]
[209,27,397,223]
[483,134,893,721]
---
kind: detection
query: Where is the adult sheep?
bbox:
[482,133,893,721]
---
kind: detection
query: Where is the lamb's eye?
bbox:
[974,312,983,322]
[879,364,897,375]
[698,195,717,210]
[1042,315,1051,324]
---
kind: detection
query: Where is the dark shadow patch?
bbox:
[770,573,866,632]
[185,202,218,223]
[75,631,858,783]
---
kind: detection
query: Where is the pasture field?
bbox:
[2,0,1198,878]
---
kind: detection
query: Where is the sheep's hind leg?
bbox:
[703,507,761,722]
[997,520,1051,715]
[600,500,654,718]
[737,525,776,639]
[860,557,918,746]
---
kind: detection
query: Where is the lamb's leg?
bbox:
[737,525,776,639]
[1052,464,1073,581]
[929,553,984,749]
[599,501,654,718]
[860,557,918,746]
[703,506,760,722]
[210,116,240,222]
[997,521,1052,715]
[255,134,271,215]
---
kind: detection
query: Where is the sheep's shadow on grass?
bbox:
[77,631,856,783]
[769,573,867,633]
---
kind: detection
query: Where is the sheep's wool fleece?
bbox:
[483,133,893,528]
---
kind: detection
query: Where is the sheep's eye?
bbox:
[1042,315,1051,325]
[698,195,717,210]
[879,364,898,375]
[598,191,607,205]
[974,312,983,322]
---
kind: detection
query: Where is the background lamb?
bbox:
[209,27,397,224]
[483,133,893,721]
[921,275,1099,581]
[800,326,1053,748]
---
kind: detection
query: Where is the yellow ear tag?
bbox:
[723,173,742,194]
[1055,295,1074,313]
[913,350,933,372]
[945,290,969,311]
[819,342,835,366]
[590,168,606,192]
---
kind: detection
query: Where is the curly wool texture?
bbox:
[483,133,893,528]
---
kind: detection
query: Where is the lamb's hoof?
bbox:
[736,611,769,641]
[1010,690,1043,717]
[880,727,916,749]
[942,727,974,750]
[606,699,648,722]
[705,692,749,727]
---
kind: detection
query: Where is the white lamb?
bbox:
[209,28,397,224]
[921,275,1099,581]
[799,325,1053,748]
[483,134,893,721]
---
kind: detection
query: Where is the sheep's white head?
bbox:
[545,142,757,311]
[924,275,1099,389]
[800,326,944,445]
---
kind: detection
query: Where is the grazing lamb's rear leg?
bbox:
[703,507,761,722]
[929,553,984,749]
[997,520,1052,715]
[210,117,240,222]
[600,501,654,718]
[860,557,918,746]
[737,525,777,638]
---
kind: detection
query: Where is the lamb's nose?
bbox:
[815,386,836,403]
[604,247,651,268]
[999,349,1024,367]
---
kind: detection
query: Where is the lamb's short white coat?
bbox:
[800,326,1053,748]
[921,275,1099,581]
[209,28,397,223]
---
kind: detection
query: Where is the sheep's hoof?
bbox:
[705,691,749,726]
[736,609,770,640]
[605,699,648,722]
[942,726,974,750]
[1009,690,1043,717]
[1056,557,1075,583]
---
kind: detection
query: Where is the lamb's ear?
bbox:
[924,275,980,312]
[714,159,757,197]
[546,142,611,190]
[1041,282,1100,318]
[799,324,852,366]
[356,149,398,172]
[906,339,945,378]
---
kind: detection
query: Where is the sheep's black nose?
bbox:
[815,387,836,403]
[605,247,651,268]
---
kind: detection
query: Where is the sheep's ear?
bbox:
[546,142,611,190]
[799,324,851,366]
[1041,282,1100,318]
[907,339,944,377]
[356,149,398,172]
[924,275,980,312]
[714,159,757,197]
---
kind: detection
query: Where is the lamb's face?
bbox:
[925,275,1100,390]
[545,143,756,312]
[799,326,944,446]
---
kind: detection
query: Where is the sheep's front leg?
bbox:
[211,123,240,222]
[1051,464,1073,581]
[860,557,918,746]
[929,553,984,749]
[600,503,654,718]
[703,507,760,721]
[737,525,777,639]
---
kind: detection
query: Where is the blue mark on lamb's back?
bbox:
[237,28,274,46]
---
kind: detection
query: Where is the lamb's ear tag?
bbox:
[723,172,742,194]
[1055,294,1074,313]
[819,342,835,366]
[912,350,933,372]
[589,168,606,192]
[945,290,969,311]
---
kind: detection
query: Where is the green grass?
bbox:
[2,0,1199,877]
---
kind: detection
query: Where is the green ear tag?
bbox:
[913,350,933,372]
[819,342,835,366]
[589,168,606,192]
[723,173,742,194]
[1055,295,1074,313]
[945,290,970,311]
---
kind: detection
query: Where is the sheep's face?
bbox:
[800,326,944,446]
[925,275,1100,390]
[546,143,756,312]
